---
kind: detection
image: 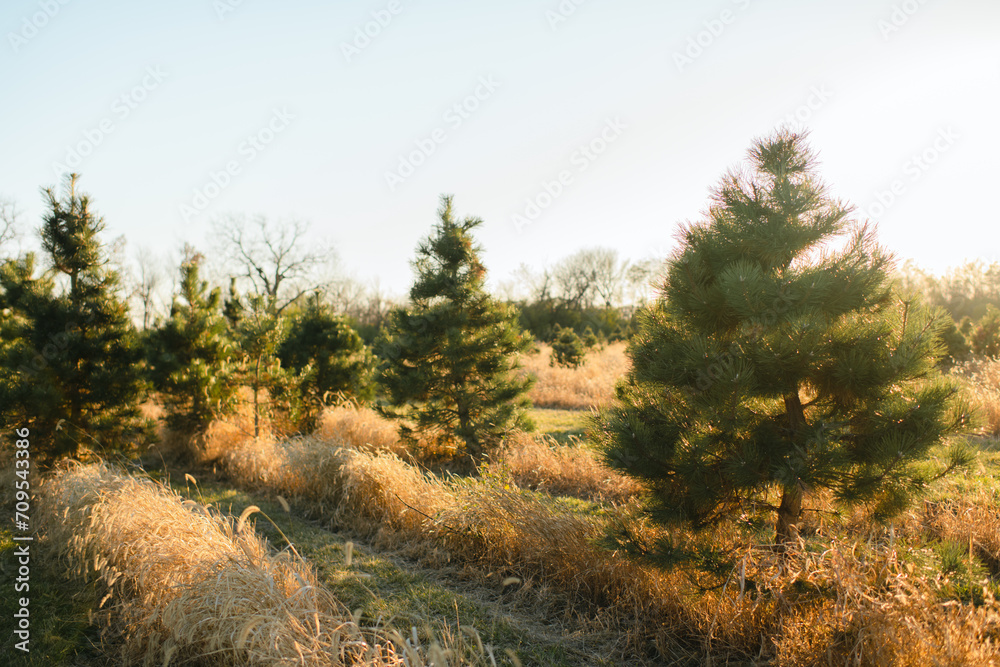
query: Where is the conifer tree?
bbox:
[376,196,534,461]
[232,293,289,437]
[278,293,374,429]
[148,250,235,433]
[550,324,586,368]
[0,175,150,462]
[593,132,975,546]
[223,277,245,328]
[970,305,1000,358]
[0,254,61,445]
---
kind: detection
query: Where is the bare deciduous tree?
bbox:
[624,257,663,305]
[513,250,658,311]
[512,262,556,304]
[132,245,169,329]
[1,198,21,255]
[550,248,631,309]
[213,214,336,313]
[586,248,629,308]
[323,275,366,314]
[343,279,400,330]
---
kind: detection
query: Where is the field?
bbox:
[4,357,1000,666]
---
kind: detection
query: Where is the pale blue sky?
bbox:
[1,0,998,295]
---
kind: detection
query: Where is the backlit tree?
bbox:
[593,131,975,547]
[376,196,534,461]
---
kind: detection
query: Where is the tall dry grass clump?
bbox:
[753,536,1000,666]
[213,427,777,660]
[521,342,629,409]
[923,494,1000,572]
[953,357,1000,437]
[36,462,422,666]
[488,431,641,502]
[222,433,452,537]
[316,404,409,456]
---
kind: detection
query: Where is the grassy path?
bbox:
[4,409,620,665]
[151,463,609,666]
[1,527,109,666]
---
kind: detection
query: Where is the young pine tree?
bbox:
[376,196,534,462]
[277,293,374,429]
[550,324,586,368]
[148,250,235,433]
[0,254,62,448]
[970,305,1000,358]
[593,131,975,547]
[231,293,289,437]
[0,175,150,462]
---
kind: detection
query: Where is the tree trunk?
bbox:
[253,357,261,438]
[776,389,806,544]
[776,485,803,544]
[457,401,479,461]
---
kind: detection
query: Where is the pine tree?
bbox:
[0,175,150,462]
[231,293,289,437]
[593,131,975,547]
[277,293,374,429]
[970,305,1000,358]
[148,250,235,433]
[550,324,586,368]
[0,254,62,445]
[223,277,244,328]
[376,196,534,461]
[938,316,971,365]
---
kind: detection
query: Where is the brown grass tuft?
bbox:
[36,461,468,666]
[221,434,451,537]
[923,494,1000,573]
[488,431,642,502]
[315,405,408,456]
[953,357,1000,437]
[520,342,629,409]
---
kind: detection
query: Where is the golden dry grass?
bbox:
[212,413,1000,664]
[520,342,629,410]
[486,431,641,502]
[36,461,485,666]
[954,357,1000,437]
[223,434,452,536]
[316,404,409,456]
[923,493,1000,572]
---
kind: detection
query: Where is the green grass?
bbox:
[529,408,592,444]
[926,437,1000,499]
[0,528,109,666]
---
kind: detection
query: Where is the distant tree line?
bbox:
[896,260,1000,362]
